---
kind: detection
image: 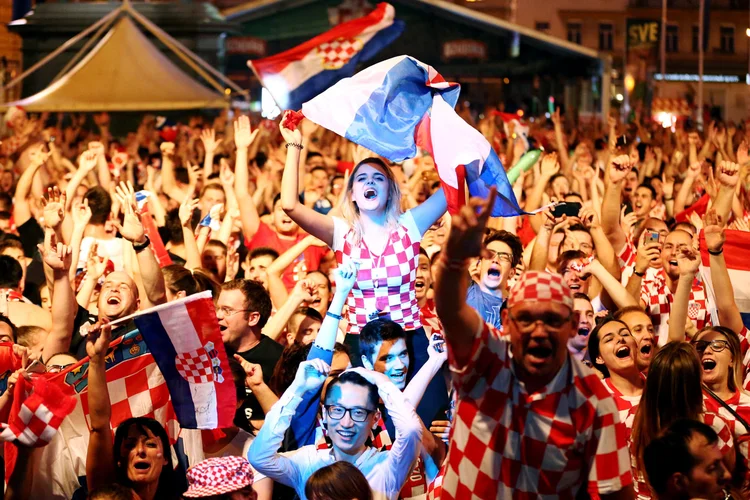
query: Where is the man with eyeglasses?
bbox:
[248,360,422,500]
[434,190,634,499]
[465,230,522,329]
[217,279,282,427]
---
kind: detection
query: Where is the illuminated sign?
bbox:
[442,40,487,61]
[654,73,741,83]
[226,37,267,57]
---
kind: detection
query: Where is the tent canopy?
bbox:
[6,16,228,112]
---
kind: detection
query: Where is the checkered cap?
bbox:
[184,456,254,497]
[507,270,573,310]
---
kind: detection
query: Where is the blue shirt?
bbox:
[466,281,505,330]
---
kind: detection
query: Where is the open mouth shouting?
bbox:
[615,345,631,359]
[415,278,426,291]
[639,342,653,359]
[526,344,554,365]
[702,357,717,373]
[363,187,377,200]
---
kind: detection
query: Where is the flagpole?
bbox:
[659,0,667,96]
[697,0,705,130]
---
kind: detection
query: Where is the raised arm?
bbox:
[410,188,448,235]
[200,128,218,182]
[704,210,745,334]
[435,189,496,368]
[64,150,98,211]
[601,154,633,253]
[159,142,185,203]
[674,161,701,215]
[313,261,357,352]
[38,232,76,358]
[279,112,334,246]
[261,279,314,342]
[247,359,329,487]
[713,160,740,224]
[402,333,447,408]
[113,182,166,306]
[85,321,116,492]
[234,116,263,241]
[667,246,700,343]
[13,147,49,227]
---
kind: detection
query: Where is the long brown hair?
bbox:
[340,157,402,245]
[693,326,744,394]
[631,342,704,479]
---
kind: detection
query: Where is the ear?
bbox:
[247,311,261,327]
[176,290,186,300]
[371,409,381,430]
[508,265,516,279]
[361,355,374,371]
[596,356,604,366]
[669,472,689,494]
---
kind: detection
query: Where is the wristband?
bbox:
[326,311,343,321]
[285,142,303,150]
[633,270,645,277]
[708,247,724,256]
[664,197,674,201]
[133,236,151,253]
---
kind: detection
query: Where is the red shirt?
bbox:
[245,222,328,290]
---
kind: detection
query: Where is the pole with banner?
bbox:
[626,18,661,121]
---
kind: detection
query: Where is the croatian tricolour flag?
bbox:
[133,291,236,429]
[301,55,524,216]
[249,3,404,110]
[700,229,750,329]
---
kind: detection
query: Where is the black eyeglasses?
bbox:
[693,340,730,353]
[508,310,573,332]
[324,405,376,423]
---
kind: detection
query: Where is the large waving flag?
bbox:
[300,55,524,217]
[133,291,236,430]
[249,3,404,110]
[700,229,750,329]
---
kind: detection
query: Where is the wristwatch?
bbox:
[133,236,151,253]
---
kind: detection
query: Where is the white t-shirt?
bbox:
[78,236,127,272]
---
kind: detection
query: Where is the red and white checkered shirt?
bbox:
[332,214,422,334]
[441,321,633,499]
[617,238,637,273]
[703,389,750,488]
[735,326,750,392]
[602,378,642,435]
[420,299,442,338]
[639,269,711,346]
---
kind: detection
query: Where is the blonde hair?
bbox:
[340,157,402,245]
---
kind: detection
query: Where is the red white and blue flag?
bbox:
[300,55,524,216]
[700,229,750,329]
[248,3,404,110]
[132,291,236,430]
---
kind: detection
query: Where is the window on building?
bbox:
[567,22,582,44]
[666,25,679,52]
[599,22,613,51]
[692,25,700,53]
[536,21,550,33]
[720,26,735,53]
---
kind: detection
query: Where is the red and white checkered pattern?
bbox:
[703,389,750,486]
[420,299,443,338]
[333,215,422,334]
[176,348,215,385]
[602,378,641,435]
[441,322,633,498]
[184,456,254,497]
[0,376,76,447]
[316,36,364,70]
[735,326,750,392]
[507,270,574,310]
[640,269,711,346]
[78,357,179,443]
[617,238,637,272]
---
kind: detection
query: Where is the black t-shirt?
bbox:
[69,305,136,360]
[15,219,44,305]
[231,335,283,427]
[167,251,186,267]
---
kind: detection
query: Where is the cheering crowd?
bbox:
[0,102,747,500]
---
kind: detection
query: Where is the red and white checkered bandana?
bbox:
[507,270,573,310]
[184,456,254,497]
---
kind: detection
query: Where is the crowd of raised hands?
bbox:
[0,104,747,499]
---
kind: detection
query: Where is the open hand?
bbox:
[41,186,66,230]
